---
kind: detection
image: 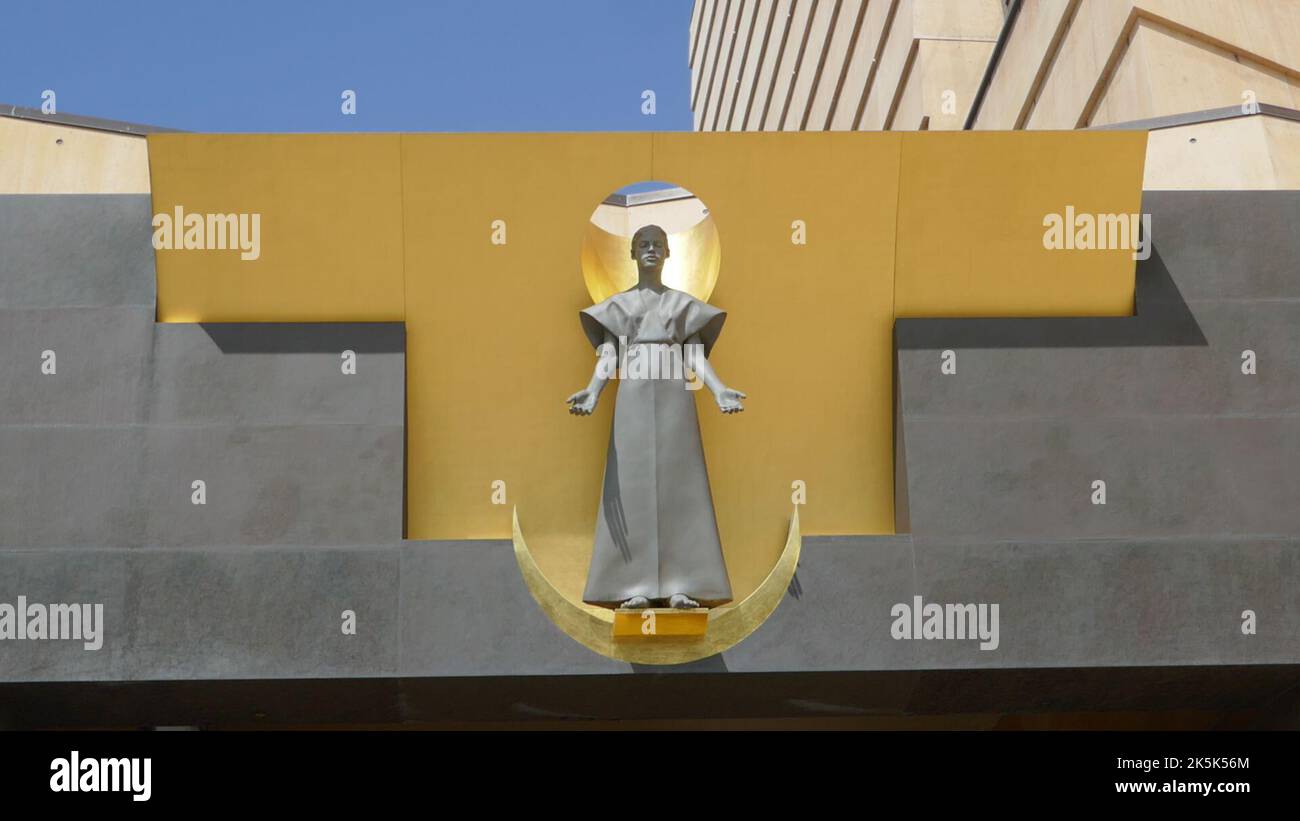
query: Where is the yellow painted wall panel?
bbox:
[401,132,653,601]
[147,129,1146,606]
[149,133,405,322]
[652,131,902,598]
[895,130,1146,317]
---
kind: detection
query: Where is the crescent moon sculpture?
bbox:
[511,506,801,665]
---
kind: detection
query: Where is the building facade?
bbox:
[689,0,1300,188]
[1,4,1298,727]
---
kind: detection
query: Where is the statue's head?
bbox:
[630,224,670,270]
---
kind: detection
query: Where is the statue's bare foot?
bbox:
[619,595,651,610]
[668,593,700,609]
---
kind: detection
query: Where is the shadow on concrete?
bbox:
[199,322,405,353]
[3,664,1297,727]
[894,247,1206,349]
[890,246,1207,533]
[631,654,729,675]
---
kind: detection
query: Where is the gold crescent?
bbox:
[511,506,801,665]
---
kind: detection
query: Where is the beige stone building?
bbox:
[689,0,1300,188]
[0,104,156,194]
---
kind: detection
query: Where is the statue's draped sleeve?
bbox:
[580,291,727,356]
[579,298,630,350]
[675,294,726,357]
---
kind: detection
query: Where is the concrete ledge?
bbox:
[150,323,405,425]
[1,665,1296,729]
[0,426,148,546]
[899,302,1300,417]
[0,537,1294,685]
[900,415,1300,541]
[1142,190,1300,301]
[138,424,405,546]
[398,540,624,677]
[0,546,399,682]
[0,424,405,547]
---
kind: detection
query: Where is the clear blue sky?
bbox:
[2,0,697,133]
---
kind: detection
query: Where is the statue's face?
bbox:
[631,227,669,269]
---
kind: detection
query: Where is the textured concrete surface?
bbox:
[899,302,1300,417]
[0,195,155,308]
[0,196,406,549]
[732,534,1300,671]
[0,426,149,546]
[139,424,403,546]
[1142,190,1300,301]
[0,423,403,547]
[0,307,154,424]
[0,546,399,682]
[1,536,1294,684]
[398,540,624,677]
[150,324,405,425]
[900,415,1300,541]
[896,191,1300,543]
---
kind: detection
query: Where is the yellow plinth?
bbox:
[612,608,709,639]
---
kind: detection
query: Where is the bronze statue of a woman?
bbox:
[567,224,746,610]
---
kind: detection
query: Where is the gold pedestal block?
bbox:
[612,608,708,639]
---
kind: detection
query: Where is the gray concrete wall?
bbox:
[0,196,405,548]
[0,191,1296,725]
[896,191,1300,544]
[0,195,155,309]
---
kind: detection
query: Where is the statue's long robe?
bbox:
[579,287,733,607]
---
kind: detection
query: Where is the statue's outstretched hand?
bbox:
[566,389,598,416]
[715,387,747,414]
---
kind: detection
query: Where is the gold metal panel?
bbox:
[147,129,1147,660]
[894,130,1147,318]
